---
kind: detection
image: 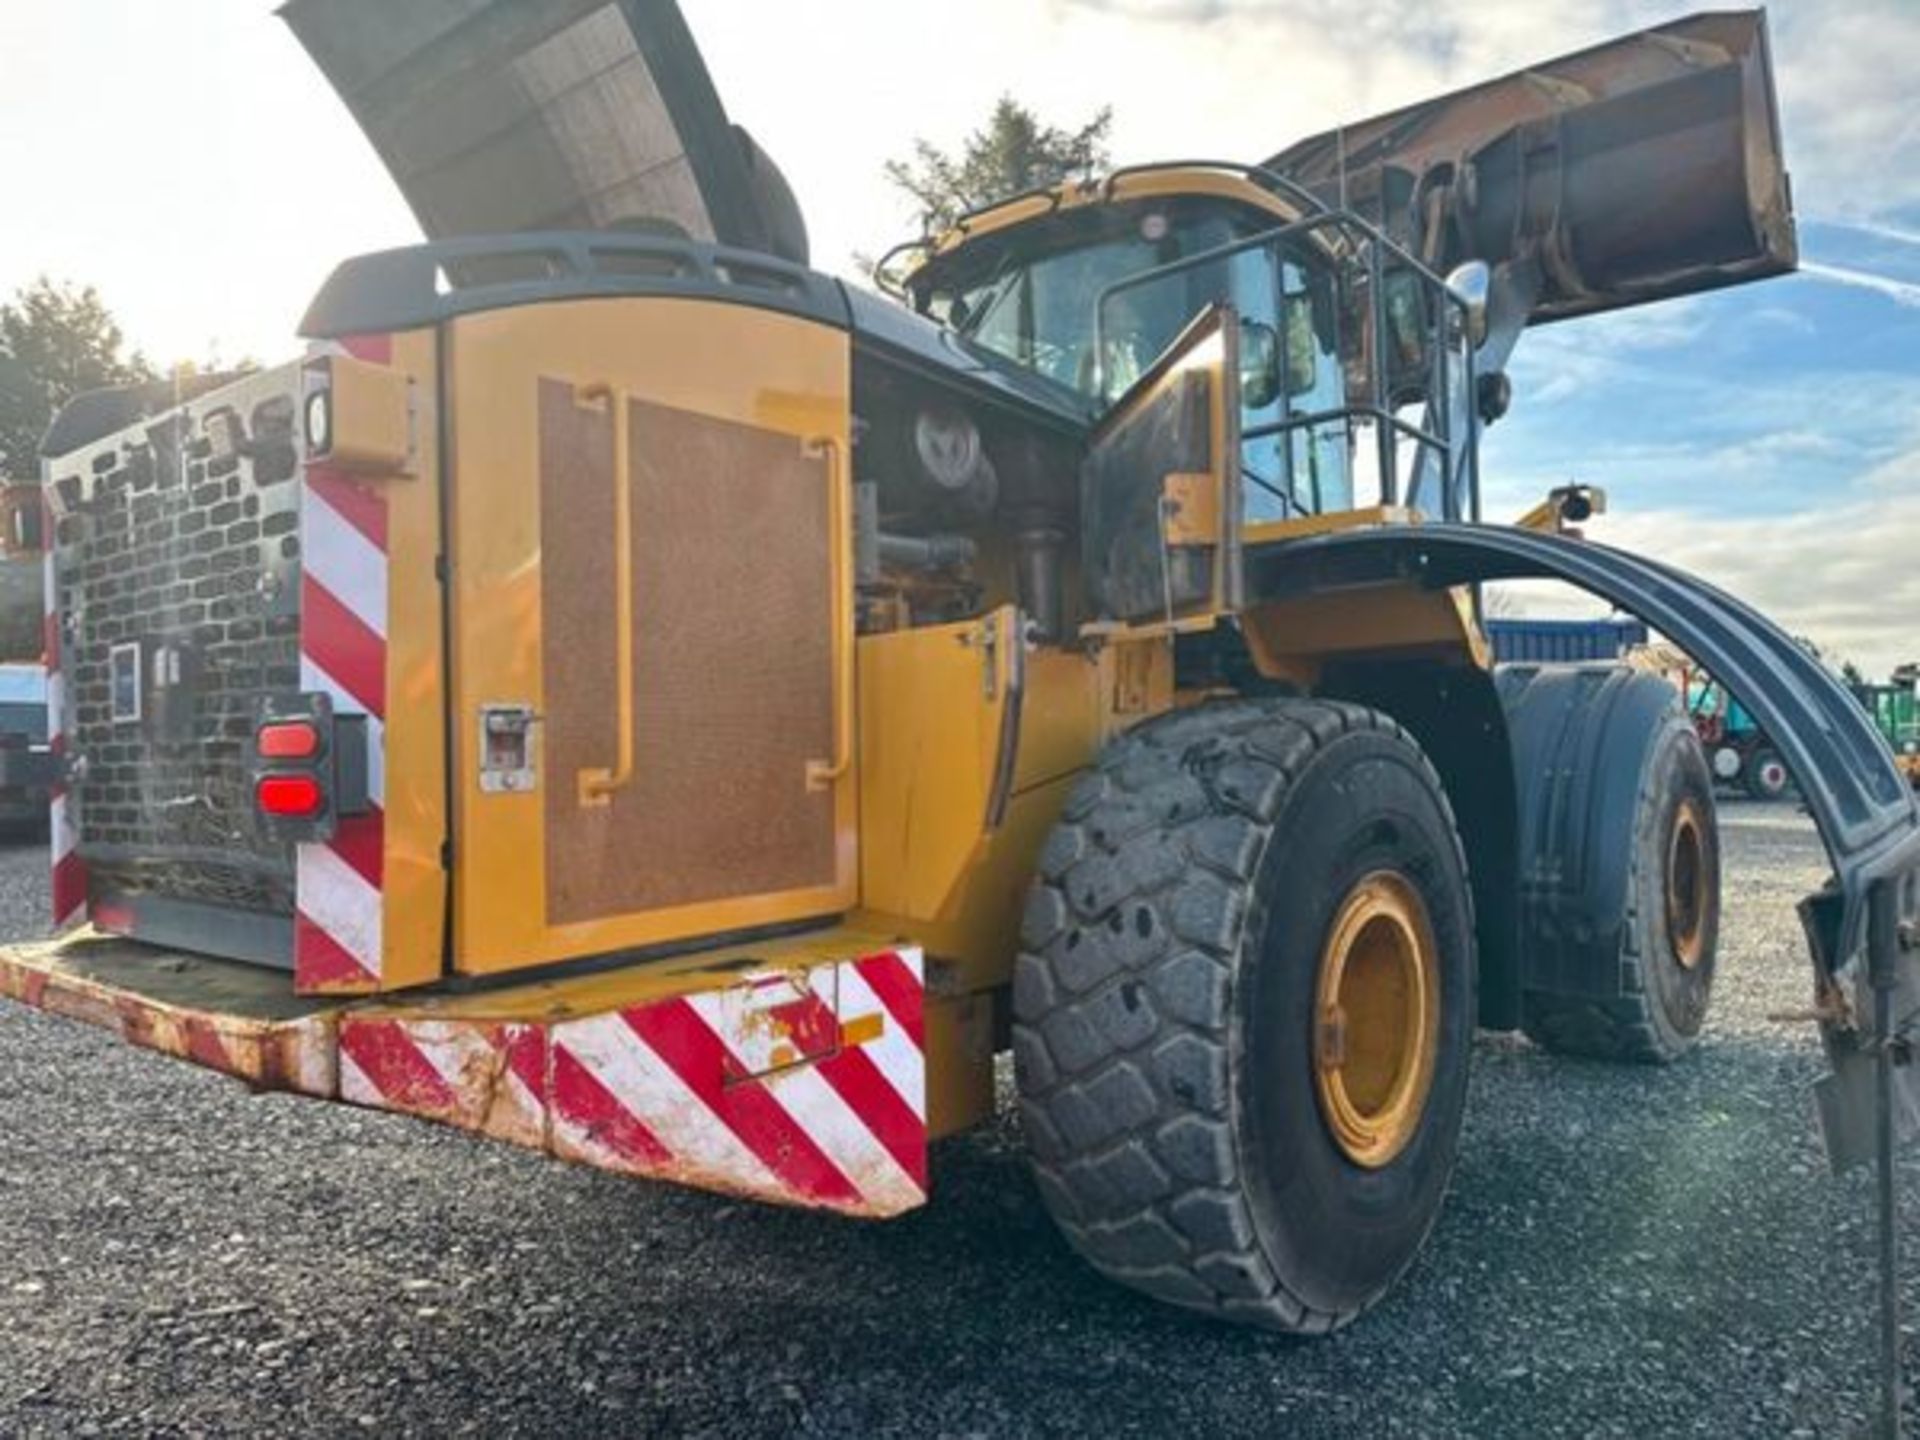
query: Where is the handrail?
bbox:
[1091,207,1476,522]
[575,381,636,807]
[805,434,854,792]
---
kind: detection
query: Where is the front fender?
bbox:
[1253,524,1920,971]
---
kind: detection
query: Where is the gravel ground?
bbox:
[0,801,1913,1437]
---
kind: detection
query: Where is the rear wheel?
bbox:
[1522,704,1720,1063]
[1745,746,1791,801]
[1012,699,1475,1332]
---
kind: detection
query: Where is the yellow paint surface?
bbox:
[377,328,448,991]
[444,298,855,974]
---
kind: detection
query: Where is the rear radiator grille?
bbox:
[50,374,306,913]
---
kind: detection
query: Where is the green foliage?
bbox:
[0,278,154,480]
[884,96,1114,236]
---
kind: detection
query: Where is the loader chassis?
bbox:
[5,3,1918,1337]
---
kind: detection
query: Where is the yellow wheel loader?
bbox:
[2,2,1915,1333]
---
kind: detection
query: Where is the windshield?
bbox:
[924,201,1274,398]
[919,197,1367,520]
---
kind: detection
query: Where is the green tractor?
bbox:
[1854,667,1920,789]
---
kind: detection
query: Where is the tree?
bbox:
[883,96,1114,236]
[1792,633,1864,686]
[0,278,154,480]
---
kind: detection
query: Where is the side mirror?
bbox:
[1239,319,1282,410]
[1444,260,1492,348]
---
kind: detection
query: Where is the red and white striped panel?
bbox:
[338,948,928,1218]
[338,1016,548,1148]
[550,949,928,1216]
[44,497,84,931]
[295,333,391,993]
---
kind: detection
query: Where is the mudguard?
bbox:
[1495,664,1693,1001]
[1252,523,1920,973]
[1258,523,1920,1166]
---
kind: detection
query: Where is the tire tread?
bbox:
[1013,698,1468,1331]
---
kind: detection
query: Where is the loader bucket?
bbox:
[1266,10,1795,325]
[280,0,808,263]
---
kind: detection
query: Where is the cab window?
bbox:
[922,199,1355,520]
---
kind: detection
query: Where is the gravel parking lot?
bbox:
[0,802,1914,1437]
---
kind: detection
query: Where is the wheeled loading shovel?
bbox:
[2,0,1916,1340]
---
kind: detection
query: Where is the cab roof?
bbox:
[896,163,1312,291]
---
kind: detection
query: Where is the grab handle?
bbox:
[575,381,635,807]
[805,434,853,792]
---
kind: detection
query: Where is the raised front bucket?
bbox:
[1267,9,1796,324]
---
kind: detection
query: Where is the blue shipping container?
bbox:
[1486,617,1649,664]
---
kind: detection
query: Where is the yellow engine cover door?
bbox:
[446,296,856,975]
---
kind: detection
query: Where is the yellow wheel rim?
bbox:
[1312,871,1442,1170]
[1666,801,1708,970]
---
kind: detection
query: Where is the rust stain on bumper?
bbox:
[0,938,336,1097]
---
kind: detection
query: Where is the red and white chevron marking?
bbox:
[339,1016,548,1148]
[44,497,84,930]
[338,949,928,1218]
[294,333,391,993]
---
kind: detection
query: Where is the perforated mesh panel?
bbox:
[538,381,836,924]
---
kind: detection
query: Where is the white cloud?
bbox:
[1747,305,1817,336]
[1535,297,1710,358]
[1582,493,1920,679]
[1799,261,1920,309]
[0,1,1913,362]
[1765,0,1920,220]
[1816,218,1920,251]
[1490,486,1920,681]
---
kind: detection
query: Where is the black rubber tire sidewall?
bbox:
[1235,728,1475,1319]
[1633,722,1720,1051]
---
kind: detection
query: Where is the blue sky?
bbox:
[1483,210,1920,676]
[1,0,1915,673]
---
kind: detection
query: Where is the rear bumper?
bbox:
[0,933,333,1093]
[0,929,930,1218]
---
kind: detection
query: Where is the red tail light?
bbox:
[257,774,324,818]
[258,721,321,760]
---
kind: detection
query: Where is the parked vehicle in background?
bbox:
[1684,669,1791,800]
[0,662,51,829]
[1486,616,1648,665]
[1853,666,1920,790]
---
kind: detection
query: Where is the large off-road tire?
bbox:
[1502,667,1720,1064]
[1012,699,1476,1333]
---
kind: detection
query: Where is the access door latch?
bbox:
[479,704,540,793]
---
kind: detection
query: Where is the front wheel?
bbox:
[1012,699,1475,1332]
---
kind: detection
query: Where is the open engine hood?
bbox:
[280,0,808,264]
[1267,9,1796,325]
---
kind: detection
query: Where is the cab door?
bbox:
[1082,304,1243,628]
[446,297,856,976]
